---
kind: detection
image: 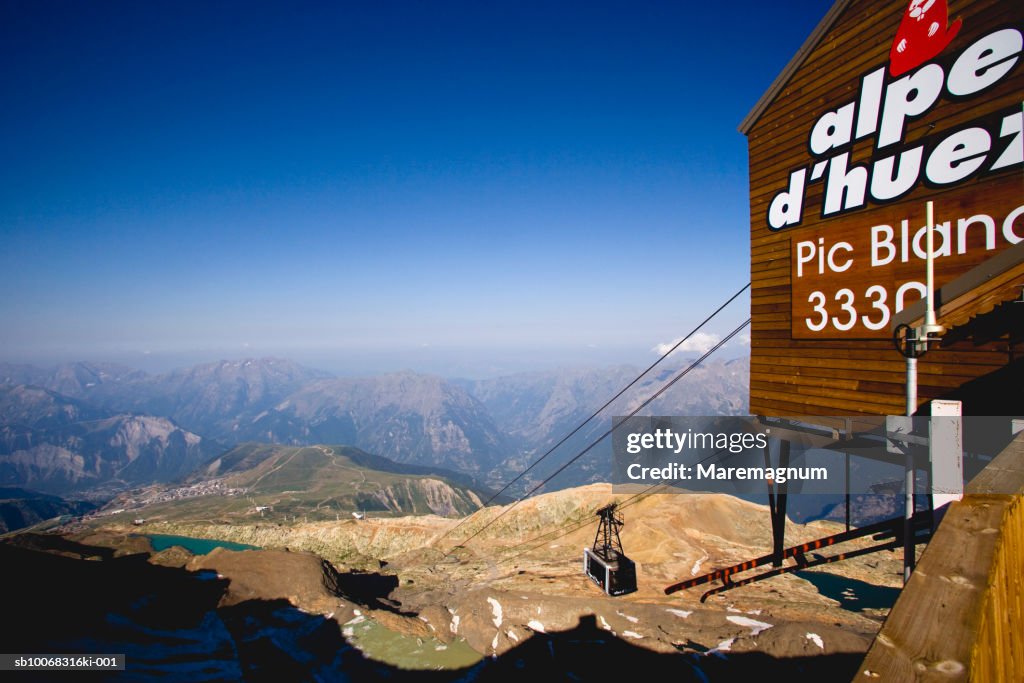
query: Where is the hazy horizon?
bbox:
[0,341,751,379]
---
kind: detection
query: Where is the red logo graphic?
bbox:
[889,0,962,77]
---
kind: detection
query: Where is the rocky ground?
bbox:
[54,483,907,678]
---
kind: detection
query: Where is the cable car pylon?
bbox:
[583,503,637,596]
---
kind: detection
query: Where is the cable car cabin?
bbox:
[583,503,637,596]
[584,547,636,596]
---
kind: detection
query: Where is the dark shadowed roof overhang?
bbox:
[892,241,1024,345]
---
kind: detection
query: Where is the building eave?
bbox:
[738,0,855,136]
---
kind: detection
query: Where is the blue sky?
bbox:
[0,1,825,376]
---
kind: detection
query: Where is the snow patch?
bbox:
[622,631,643,639]
[527,620,546,633]
[616,610,639,624]
[667,608,692,619]
[727,615,773,636]
[450,615,461,634]
[487,597,503,628]
[507,630,519,643]
[708,638,735,657]
[691,551,709,576]
[344,615,366,626]
[806,633,824,650]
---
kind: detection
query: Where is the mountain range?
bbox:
[0,384,212,497]
[0,355,749,498]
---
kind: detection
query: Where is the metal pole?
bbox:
[906,355,917,415]
[904,355,917,584]
[924,201,937,329]
[845,450,851,533]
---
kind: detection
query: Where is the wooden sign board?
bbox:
[745,0,1023,415]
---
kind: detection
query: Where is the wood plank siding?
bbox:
[744,0,1024,417]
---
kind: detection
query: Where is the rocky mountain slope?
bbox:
[469,357,750,488]
[0,361,147,397]
[466,357,748,446]
[41,358,331,439]
[241,372,510,473]
[0,487,96,533]
[0,385,212,496]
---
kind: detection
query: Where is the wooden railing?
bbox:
[856,431,1024,681]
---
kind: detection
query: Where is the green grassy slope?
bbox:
[121,444,487,525]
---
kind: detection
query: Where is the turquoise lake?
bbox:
[147,534,258,555]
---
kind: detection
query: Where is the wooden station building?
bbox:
[736,3,1023,676]
[741,0,1023,417]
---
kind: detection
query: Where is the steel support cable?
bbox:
[493,483,668,565]
[493,441,739,565]
[432,282,750,547]
[452,318,752,550]
[445,445,741,573]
